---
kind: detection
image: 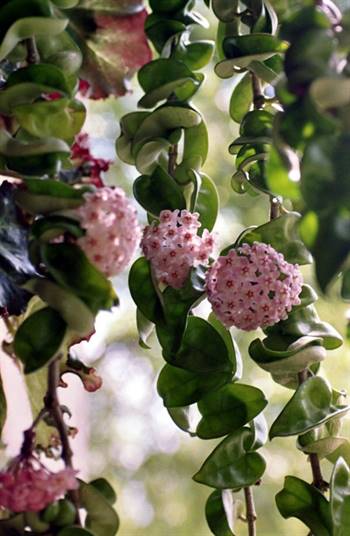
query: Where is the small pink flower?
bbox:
[141,209,215,289]
[76,187,141,277]
[0,457,78,513]
[206,242,303,331]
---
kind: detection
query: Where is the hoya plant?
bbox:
[0,0,349,535]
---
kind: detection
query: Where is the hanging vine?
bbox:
[0,0,350,535]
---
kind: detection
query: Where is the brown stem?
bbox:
[168,144,178,177]
[251,72,264,110]
[297,369,328,492]
[25,37,40,64]
[46,358,81,524]
[244,487,257,536]
[269,197,280,220]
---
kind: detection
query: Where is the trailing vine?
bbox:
[0,0,350,535]
[0,0,150,534]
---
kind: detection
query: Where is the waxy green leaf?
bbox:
[193,428,266,489]
[197,383,267,439]
[276,476,332,536]
[331,457,350,536]
[41,243,117,314]
[14,307,66,373]
[171,316,233,373]
[133,166,186,216]
[157,364,232,407]
[270,377,350,439]
[129,257,163,324]
[241,212,312,265]
[229,73,253,124]
[205,489,237,536]
[79,480,119,536]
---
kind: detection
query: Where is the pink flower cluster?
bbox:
[0,458,78,513]
[71,133,111,188]
[77,187,141,277]
[141,210,215,289]
[206,242,303,331]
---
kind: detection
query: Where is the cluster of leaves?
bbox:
[0,1,135,534]
[209,1,350,534]
[214,0,350,294]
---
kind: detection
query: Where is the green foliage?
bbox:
[14,306,67,373]
[270,377,350,438]
[331,458,350,536]
[276,476,332,535]
[193,427,266,489]
[79,480,119,536]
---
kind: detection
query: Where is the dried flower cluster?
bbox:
[141,209,215,289]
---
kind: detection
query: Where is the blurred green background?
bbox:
[76,1,350,534]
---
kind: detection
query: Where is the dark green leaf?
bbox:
[342,270,350,301]
[331,457,350,536]
[223,34,287,68]
[229,73,253,124]
[24,278,95,336]
[129,257,163,324]
[133,166,186,216]
[194,173,219,232]
[41,243,117,314]
[276,476,332,536]
[197,383,267,439]
[241,212,312,265]
[79,480,119,536]
[270,377,350,439]
[157,363,232,407]
[89,479,117,506]
[171,316,233,373]
[174,40,214,70]
[31,215,83,242]
[7,63,74,95]
[205,490,236,536]
[14,307,66,374]
[193,428,266,489]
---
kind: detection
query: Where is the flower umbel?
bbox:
[206,242,303,331]
[141,209,215,289]
[76,187,141,278]
[0,456,78,513]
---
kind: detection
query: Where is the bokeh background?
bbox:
[2,1,350,534]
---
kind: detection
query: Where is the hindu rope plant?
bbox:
[0,0,350,535]
[125,0,350,535]
[0,0,152,534]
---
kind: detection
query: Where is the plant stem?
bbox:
[25,37,40,64]
[269,197,280,220]
[168,144,178,177]
[297,370,328,492]
[251,72,264,110]
[46,358,81,524]
[244,486,257,536]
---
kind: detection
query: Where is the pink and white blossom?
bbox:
[141,209,215,289]
[0,457,78,513]
[206,242,303,331]
[76,187,141,277]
